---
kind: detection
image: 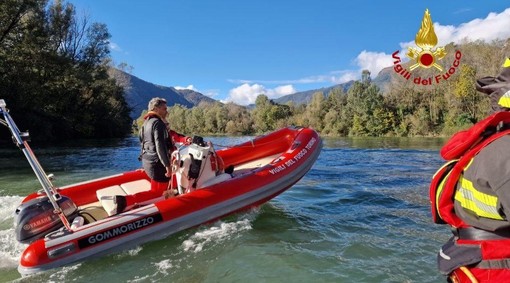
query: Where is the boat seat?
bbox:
[96,179,151,216]
[120,179,153,195]
[78,204,109,224]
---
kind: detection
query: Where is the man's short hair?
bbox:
[148,97,167,111]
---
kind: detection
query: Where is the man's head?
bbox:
[148,97,168,118]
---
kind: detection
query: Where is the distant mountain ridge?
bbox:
[109,69,384,118]
[108,69,216,119]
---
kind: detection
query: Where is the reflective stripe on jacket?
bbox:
[455,173,504,221]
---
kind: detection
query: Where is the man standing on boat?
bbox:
[112,97,191,214]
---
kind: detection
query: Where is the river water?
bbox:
[0,136,451,283]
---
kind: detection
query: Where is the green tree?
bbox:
[224,102,253,135]
[252,94,272,132]
[0,0,131,141]
[187,107,205,134]
[167,104,187,133]
[454,64,482,122]
[346,77,387,136]
[305,92,326,131]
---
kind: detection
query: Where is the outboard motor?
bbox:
[14,195,78,244]
[175,136,224,193]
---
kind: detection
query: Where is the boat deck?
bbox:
[76,153,281,224]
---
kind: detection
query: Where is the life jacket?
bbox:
[439,230,510,282]
[430,111,510,282]
[139,113,171,163]
[430,111,510,227]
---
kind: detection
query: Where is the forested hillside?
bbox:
[0,0,131,141]
[137,39,510,138]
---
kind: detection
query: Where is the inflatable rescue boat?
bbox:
[0,99,322,275]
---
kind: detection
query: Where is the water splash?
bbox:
[115,246,143,259]
[0,196,26,269]
[182,212,256,253]
[155,259,173,276]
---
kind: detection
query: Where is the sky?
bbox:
[69,1,510,105]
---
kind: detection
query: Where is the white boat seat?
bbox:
[96,179,151,216]
[121,179,152,195]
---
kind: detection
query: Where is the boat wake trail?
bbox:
[182,210,258,253]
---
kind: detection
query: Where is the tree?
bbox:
[346,80,387,136]
[167,104,187,133]
[454,64,482,122]
[361,69,371,84]
[0,0,131,141]
[252,94,272,132]
[305,92,326,131]
[224,102,253,135]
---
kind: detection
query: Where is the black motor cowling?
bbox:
[14,195,78,244]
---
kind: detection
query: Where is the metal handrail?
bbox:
[0,99,71,231]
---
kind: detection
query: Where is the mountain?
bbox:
[109,68,378,116]
[108,69,216,119]
[371,67,393,92]
[273,81,355,105]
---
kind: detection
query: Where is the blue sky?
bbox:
[69,1,510,105]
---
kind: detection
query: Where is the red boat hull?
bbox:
[17,127,322,274]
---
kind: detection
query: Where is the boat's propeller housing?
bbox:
[14,195,78,244]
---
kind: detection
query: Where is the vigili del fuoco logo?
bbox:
[392,9,462,86]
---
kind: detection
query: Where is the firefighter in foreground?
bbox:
[431,58,510,283]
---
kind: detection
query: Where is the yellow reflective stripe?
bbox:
[436,171,450,212]
[434,159,459,221]
[503,58,510,68]
[498,96,510,108]
[455,176,504,220]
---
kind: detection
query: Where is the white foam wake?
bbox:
[0,196,25,269]
[153,209,260,277]
[182,209,258,253]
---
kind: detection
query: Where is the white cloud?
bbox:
[201,89,220,98]
[271,85,297,97]
[334,71,359,83]
[174,85,197,91]
[398,8,510,49]
[354,51,395,78]
[228,73,357,87]
[173,85,219,99]
[438,8,510,45]
[226,83,297,105]
[173,85,222,100]
[109,42,122,52]
[227,84,265,105]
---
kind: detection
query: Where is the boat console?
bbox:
[175,141,230,194]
